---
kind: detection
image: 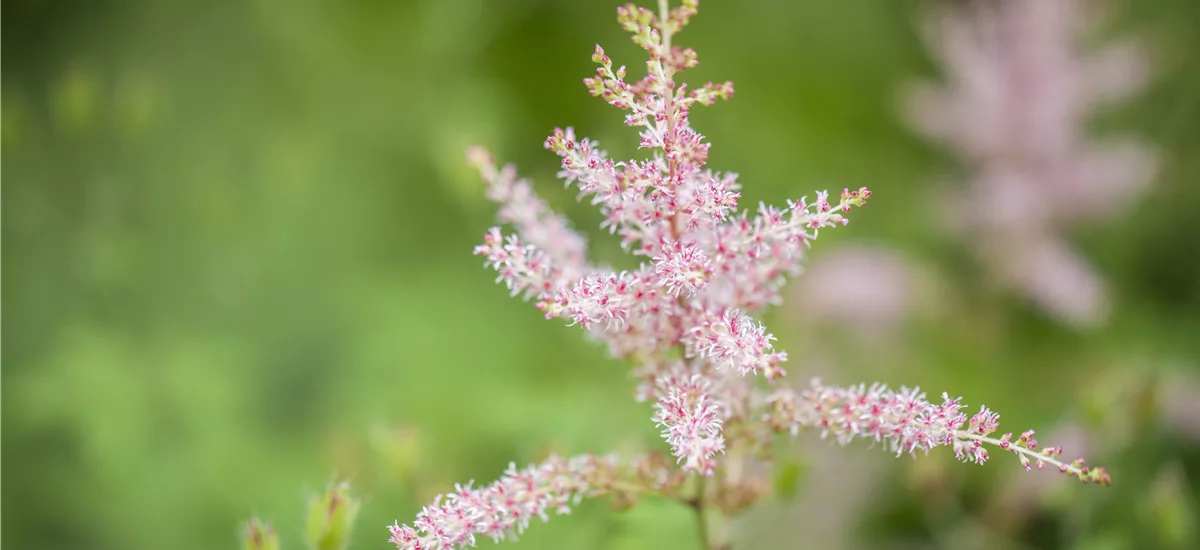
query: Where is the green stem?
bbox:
[957,432,1082,477]
[692,476,710,550]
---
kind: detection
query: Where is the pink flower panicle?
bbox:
[653,241,712,296]
[766,379,1111,485]
[468,147,589,279]
[540,269,651,330]
[387,455,618,550]
[705,188,871,311]
[473,229,566,301]
[683,309,788,381]
[653,374,726,475]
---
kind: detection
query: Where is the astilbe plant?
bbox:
[388,2,1110,549]
[903,0,1156,326]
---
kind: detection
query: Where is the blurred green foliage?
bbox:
[3,1,1198,549]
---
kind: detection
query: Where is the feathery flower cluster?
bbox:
[904,0,1156,325]
[765,379,1111,485]
[387,455,619,550]
[390,2,1109,547]
[470,0,869,468]
[469,147,588,281]
[653,374,725,476]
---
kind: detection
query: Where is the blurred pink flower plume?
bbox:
[904,0,1157,325]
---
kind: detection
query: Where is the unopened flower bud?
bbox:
[242,518,279,550]
[305,480,361,550]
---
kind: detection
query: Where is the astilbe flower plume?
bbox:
[765,380,1110,484]
[390,2,1108,548]
[904,0,1156,326]
[388,455,616,550]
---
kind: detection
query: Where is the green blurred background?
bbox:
[4,0,1199,549]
